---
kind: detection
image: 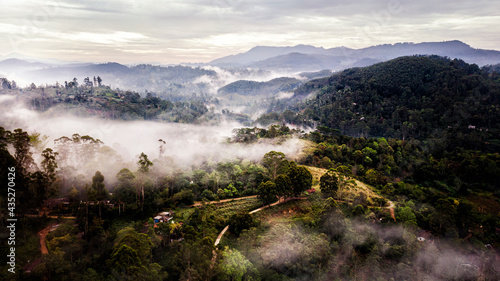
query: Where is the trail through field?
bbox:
[248,197,306,214]
[387,200,396,221]
[211,196,304,268]
[214,225,229,246]
[215,197,306,246]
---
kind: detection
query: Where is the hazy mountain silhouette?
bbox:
[209,40,500,69]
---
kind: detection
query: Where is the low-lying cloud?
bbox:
[0,95,305,183]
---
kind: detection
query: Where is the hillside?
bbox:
[208,44,330,66]
[24,63,218,93]
[218,77,302,96]
[0,82,220,124]
[266,55,500,152]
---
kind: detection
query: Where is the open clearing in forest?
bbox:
[304,166,386,205]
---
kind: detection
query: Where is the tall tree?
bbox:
[137,152,153,209]
[11,128,35,174]
[114,168,136,213]
[158,139,166,158]
[258,180,278,205]
[262,151,287,180]
[320,169,339,198]
[41,148,58,184]
[287,162,312,196]
[275,174,292,200]
[91,171,108,218]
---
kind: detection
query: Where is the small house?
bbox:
[154,211,174,224]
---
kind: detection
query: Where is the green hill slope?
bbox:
[267,55,500,152]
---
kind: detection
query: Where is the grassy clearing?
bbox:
[304,166,327,191]
[253,199,311,222]
[304,165,387,206]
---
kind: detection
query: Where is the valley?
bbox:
[0,42,499,280]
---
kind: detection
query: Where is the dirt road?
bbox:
[387,200,396,221]
[38,224,58,254]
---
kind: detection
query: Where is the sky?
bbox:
[1,0,499,64]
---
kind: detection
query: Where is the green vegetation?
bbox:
[264,55,500,152]
[218,77,302,97]
[0,79,228,124]
[1,55,499,280]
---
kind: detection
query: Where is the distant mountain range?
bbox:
[0,59,219,94]
[209,40,500,71]
[1,40,500,100]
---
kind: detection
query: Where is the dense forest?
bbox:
[0,55,499,280]
[260,56,500,151]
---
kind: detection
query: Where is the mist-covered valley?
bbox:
[0,94,305,186]
[1,42,500,281]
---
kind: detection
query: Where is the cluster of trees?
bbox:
[303,131,500,195]
[303,134,423,185]
[0,127,60,211]
[13,213,214,280]
[0,80,225,123]
[305,129,500,248]
[1,77,17,89]
[64,76,102,89]
[257,151,312,204]
[230,124,303,143]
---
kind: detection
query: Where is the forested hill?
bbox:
[266,55,500,151]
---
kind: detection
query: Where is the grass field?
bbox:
[304,165,387,206]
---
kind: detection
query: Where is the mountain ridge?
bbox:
[209,40,500,68]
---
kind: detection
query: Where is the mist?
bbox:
[241,210,499,280]
[0,95,305,185]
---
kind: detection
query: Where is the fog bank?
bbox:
[0,95,304,177]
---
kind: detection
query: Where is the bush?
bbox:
[352,204,366,216]
[201,189,215,201]
[228,213,256,236]
[172,189,195,205]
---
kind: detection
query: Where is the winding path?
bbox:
[211,197,300,268]
[215,197,302,246]
[387,200,396,221]
[214,225,229,246]
[38,224,58,255]
[210,195,396,267]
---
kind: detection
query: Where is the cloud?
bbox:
[0,95,305,183]
[1,0,499,63]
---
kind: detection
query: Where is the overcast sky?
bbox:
[1,0,499,64]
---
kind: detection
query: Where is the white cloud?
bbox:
[1,0,499,63]
[70,31,148,45]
